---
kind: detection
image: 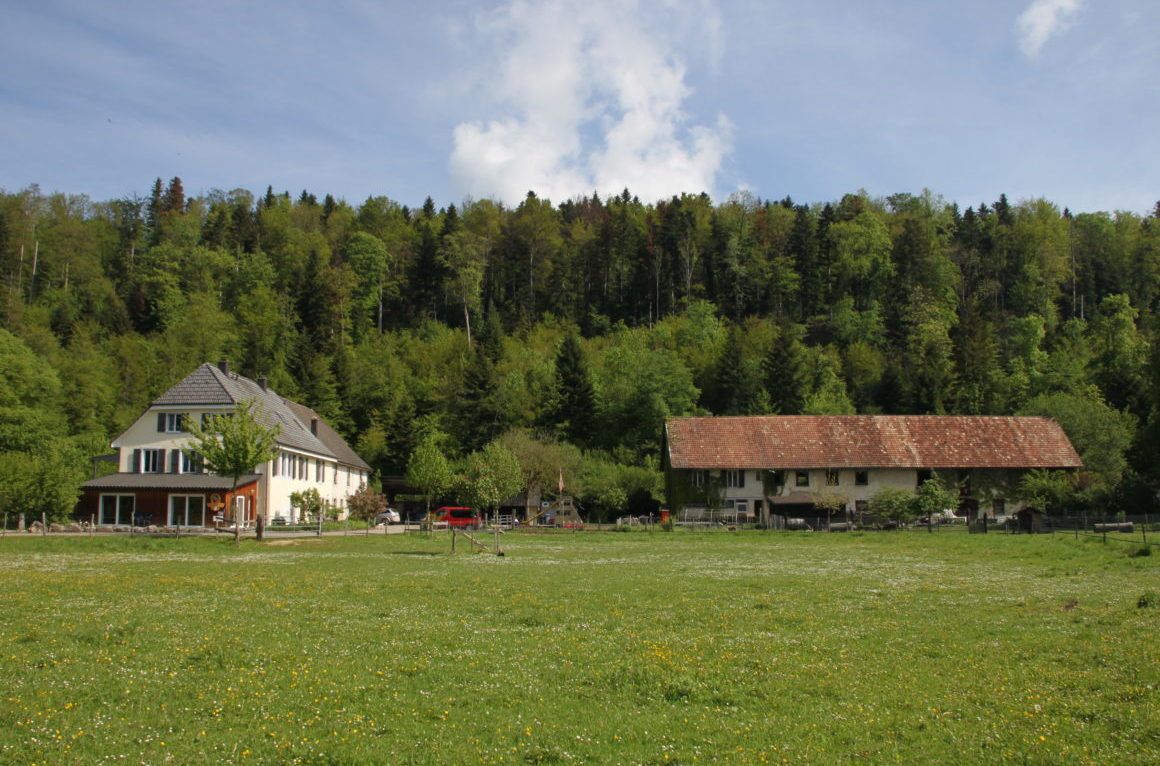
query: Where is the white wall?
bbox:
[116,407,365,522]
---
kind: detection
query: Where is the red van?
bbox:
[428,507,481,529]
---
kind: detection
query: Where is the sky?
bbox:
[2,0,1157,214]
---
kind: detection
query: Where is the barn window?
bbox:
[795,471,810,487]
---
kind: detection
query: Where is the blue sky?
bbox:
[2,0,1157,214]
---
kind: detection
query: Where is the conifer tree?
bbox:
[457,348,506,452]
[762,322,810,414]
[549,333,598,447]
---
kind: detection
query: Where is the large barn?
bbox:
[662,415,1083,525]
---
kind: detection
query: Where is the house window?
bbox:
[140,449,163,473]
[826,469,839,486]
[169,495,205,527]
[179,450,203,474]
[725,470,745,489]
[855,470,868,486]
[316,459,323,482]
[100,494,135,525]
[690,470,708,488]
[917,469,932,487]
[795,471,810,487]
[993,499,1005,516]
[735,500,749,518]
[158,412,186,433]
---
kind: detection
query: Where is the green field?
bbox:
[1,530,1157,765]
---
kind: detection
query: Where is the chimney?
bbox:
[218,358,230,375]
[258,375,268,391]
[310,416,319,436]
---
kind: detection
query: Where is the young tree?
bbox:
[457,441,523,521]
[405,434,454,517]
[913,473,960,525]
[186,399,281,540]
[347,483,385,530]
[289,487,324,523]
[869,486,916,527]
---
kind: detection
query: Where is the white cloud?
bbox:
[1017,0,1083,57]
[449,0,731,205]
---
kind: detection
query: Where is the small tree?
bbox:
[914,473,960,525]
[813,487,849,526]
[186,399,280,542]
[406,434,454,519]
[869,486,915,527]
[347,484,385,530]
[457,441,523,521]
[289,488,323,523]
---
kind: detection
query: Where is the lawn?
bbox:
[0,529,1157,765]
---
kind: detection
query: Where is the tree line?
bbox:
[2,180,1159,521]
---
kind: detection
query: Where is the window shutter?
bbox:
[157,413,166,432]
[170,450,180,473]
[132,449,141,473]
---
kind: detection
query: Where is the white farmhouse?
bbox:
[79,360,371,527]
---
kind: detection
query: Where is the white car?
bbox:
[376,508,401,525]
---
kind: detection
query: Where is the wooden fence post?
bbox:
[90,514,94,537]
[41,512,47,536]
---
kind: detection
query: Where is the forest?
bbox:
[2,179,1159,521]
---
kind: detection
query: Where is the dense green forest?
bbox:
[2,180,1159,521]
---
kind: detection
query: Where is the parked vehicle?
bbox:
[376,507,401,525]
[426,506,481,529]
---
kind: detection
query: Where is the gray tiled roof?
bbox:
[82,473,261,491]
[282,398,371,471]
[150,362,367,468]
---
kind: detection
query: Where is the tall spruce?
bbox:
[457,347,506,452]
[762,321,810,414]
[550,332,598,447]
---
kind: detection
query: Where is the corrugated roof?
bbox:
[148,362,366,467]
[82,473,260,491]
[665,416,1083,470]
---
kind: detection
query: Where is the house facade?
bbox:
[79,360,371,528]
[662,415,1083,525]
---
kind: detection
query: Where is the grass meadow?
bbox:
[1,529,1157,765]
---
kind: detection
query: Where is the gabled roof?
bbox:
[282,398,371,472]
[665,416,1083,470]
[149,362,368,469]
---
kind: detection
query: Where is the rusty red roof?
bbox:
[665,416,1083,470]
